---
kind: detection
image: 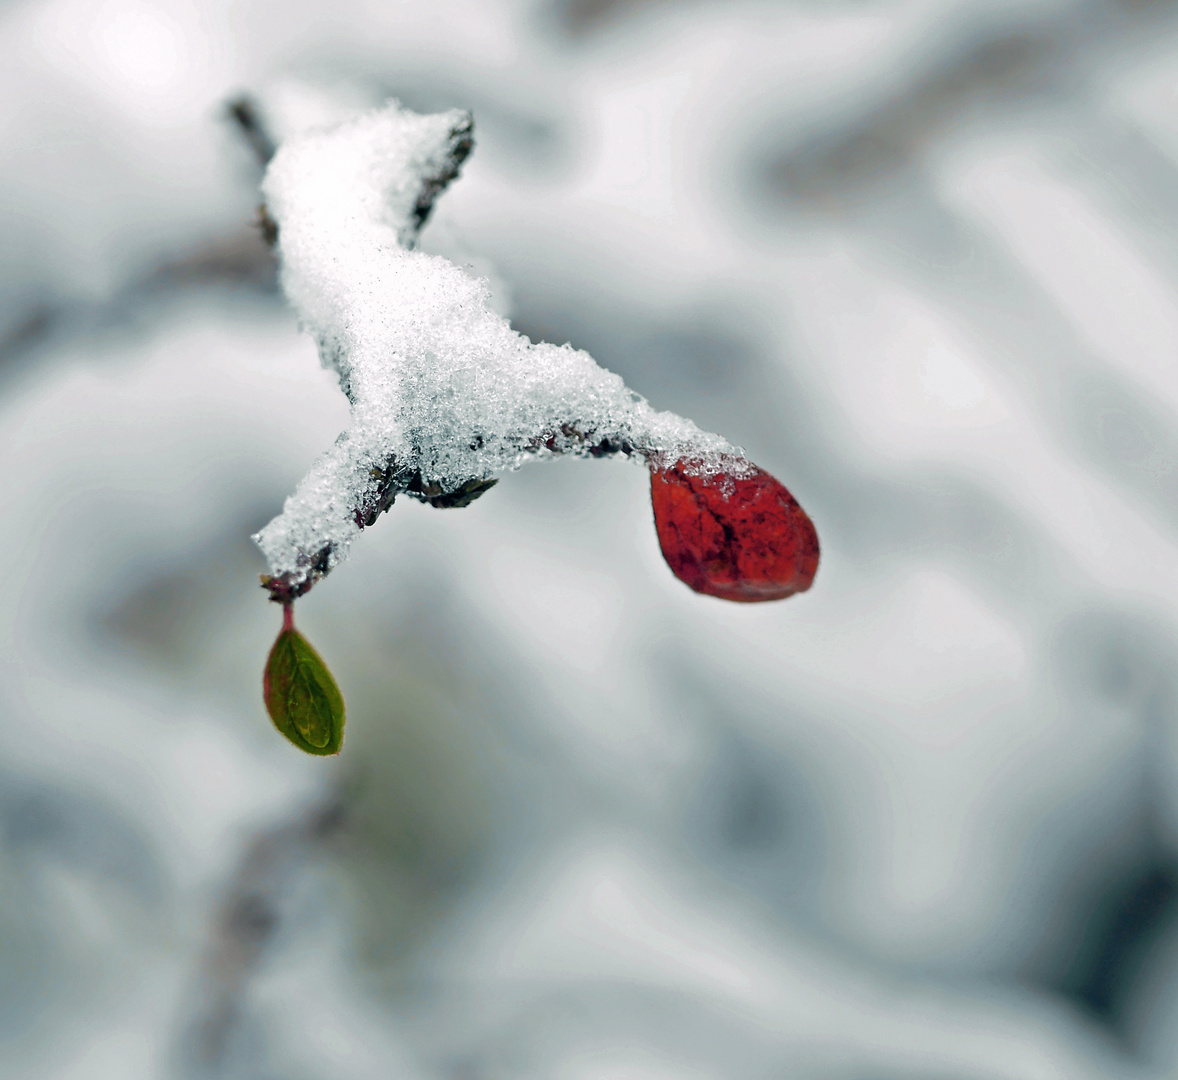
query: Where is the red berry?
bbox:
[650,459,819,602]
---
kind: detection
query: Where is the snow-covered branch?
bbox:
[252,101,814,604]
[252,102,745,599]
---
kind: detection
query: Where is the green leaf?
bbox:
[263,627,345,755]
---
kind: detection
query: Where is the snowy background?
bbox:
[3,0,1178,1076]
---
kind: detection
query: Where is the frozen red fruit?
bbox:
[650,460,819,602]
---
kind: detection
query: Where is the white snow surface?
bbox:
[253,102,741,590]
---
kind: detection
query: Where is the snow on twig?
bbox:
[253,101,747,601]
